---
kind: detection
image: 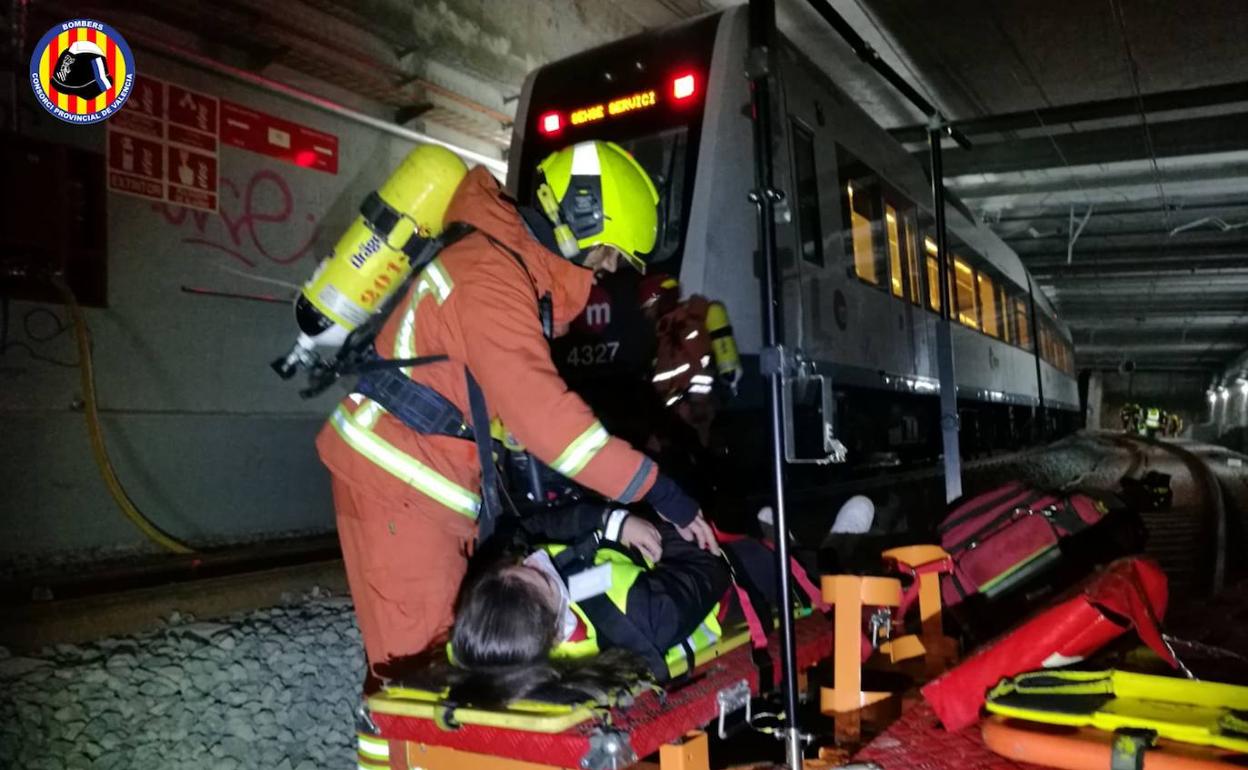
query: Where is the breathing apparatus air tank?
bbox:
[272,144,468,380]
[705,300,740,379]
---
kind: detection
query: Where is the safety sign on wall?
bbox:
[106,75,220,212]
[220,100,339,174]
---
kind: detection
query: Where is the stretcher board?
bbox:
[373,626,756,734]
[982,716,1247,770]
[363,614,835,769]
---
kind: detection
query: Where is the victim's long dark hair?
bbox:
[434,561,649,709]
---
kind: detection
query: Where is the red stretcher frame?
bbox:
[367,615,835,769]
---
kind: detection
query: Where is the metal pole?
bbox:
[928,127,963,503]
[747,1,803,767]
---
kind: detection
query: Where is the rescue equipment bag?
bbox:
[922,557,1172,732]
[1120,471,1174,512]
[938,481,1114,607]
[985,669,1248,753]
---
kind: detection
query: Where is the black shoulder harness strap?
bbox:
[551,549,671,681]
[346,220,554,542]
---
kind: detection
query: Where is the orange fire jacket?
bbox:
[317,167,659,531]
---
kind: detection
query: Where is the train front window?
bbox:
[611,127,689,270]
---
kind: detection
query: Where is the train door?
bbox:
[774,44,834,363]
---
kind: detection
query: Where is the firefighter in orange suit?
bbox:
[316,141,717,678]
[642,274,742,447]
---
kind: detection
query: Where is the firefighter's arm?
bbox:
[456,276,700,527]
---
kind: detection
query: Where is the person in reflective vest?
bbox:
[446,509,796,706]
[316,141,718,680]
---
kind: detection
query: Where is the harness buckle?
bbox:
[869,608,892,648]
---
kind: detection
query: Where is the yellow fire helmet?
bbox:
[535,140,660,272]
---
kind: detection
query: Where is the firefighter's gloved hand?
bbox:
[720,367,742,397]
[677,512,721,555]
[620,517,663,563]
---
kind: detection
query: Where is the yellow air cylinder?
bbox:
[273,144,468,378]
[706,300,740,378]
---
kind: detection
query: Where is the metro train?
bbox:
[507,7,1079,480]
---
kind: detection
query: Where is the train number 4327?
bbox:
[565,342,620,366]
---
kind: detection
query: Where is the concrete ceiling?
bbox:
[27,0,1247,375]
[866,0,1248,375]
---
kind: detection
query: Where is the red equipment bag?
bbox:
[939,481,1110,606]
[922,557,1173,732]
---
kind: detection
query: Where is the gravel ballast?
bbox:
[0,588,363,770]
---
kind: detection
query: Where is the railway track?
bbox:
[3,433,1237,652]
[1107,434,1230,597]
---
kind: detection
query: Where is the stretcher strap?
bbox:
[711,523,827,647]
[734,583,769,650]
[791,559,829,613]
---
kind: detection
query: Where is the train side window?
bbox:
[884,204,904,299]
[837,145,884,286]
[884,201,919,303]
[791,121,824,267]
[998,284,1013,344]
[923,237,941,312]
[1014,297,1032,350]
[977,270,1000,338]
[904,213,921,305]
[952,256,979,329]
[1039,319,1056,367]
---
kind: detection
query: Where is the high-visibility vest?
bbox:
[544,544,721,679]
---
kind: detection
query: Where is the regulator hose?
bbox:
[52,277,196,554]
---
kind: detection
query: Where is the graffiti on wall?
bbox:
[152,168,321,269]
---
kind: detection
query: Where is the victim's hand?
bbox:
[620,516,663,563]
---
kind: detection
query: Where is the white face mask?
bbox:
[522,550,577,642]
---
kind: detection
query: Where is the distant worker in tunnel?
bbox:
[316,140,718,682]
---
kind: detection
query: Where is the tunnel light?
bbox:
[671,72,697,101]
[539,111,562,135]
[1239,379,1248,396]
[1208,391,1218,403]
[1219,386,1229,400]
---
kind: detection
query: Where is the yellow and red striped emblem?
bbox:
[30,19,135,123]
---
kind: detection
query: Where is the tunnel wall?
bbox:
[0,52,439,562]
[1209,351,1248,452]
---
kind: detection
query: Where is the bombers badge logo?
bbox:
[29,19,135,124]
